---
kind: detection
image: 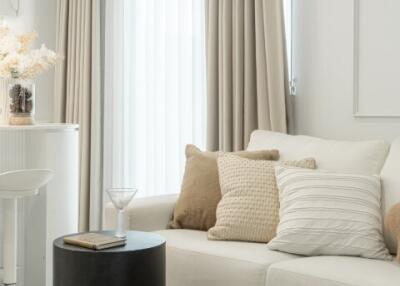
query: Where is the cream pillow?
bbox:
[208,154,316,243]
[268,166,392,261]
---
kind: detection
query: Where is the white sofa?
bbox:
[105,130,400,286]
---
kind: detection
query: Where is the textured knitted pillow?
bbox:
[208,154,316,242]
[268,166,392,261]
[168,145,280,231]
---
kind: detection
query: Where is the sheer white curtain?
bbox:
[104,0,206,197]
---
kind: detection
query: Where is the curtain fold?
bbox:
[54,0,102,231]
[206,0,288,152]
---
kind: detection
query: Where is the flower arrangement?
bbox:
[0,26,60,125]
[0,26,59,80]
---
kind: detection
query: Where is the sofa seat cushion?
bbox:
[156,229,299,286]
[266,256,399,286]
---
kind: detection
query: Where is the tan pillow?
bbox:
[168,145,280,231]
[208,154,316,243]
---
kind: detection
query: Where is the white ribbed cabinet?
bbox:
[0,124,79,286]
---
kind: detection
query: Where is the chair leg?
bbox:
[3,198,17,285]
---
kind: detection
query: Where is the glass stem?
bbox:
[116,209,126,238]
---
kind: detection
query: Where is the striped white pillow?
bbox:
[268,166,392,260]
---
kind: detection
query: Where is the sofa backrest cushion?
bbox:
[247,130,389,176]
[380,137,400,254]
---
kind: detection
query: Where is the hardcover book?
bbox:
[63,233,126,250]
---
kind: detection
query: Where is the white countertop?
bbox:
[0,123,79,131]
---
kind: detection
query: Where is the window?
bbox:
[104,0,206,197]
[283,0,293,94]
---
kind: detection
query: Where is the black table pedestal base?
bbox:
[53,231,166,286]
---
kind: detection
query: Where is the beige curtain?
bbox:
[54,0,102,231]
[206,0,289,152]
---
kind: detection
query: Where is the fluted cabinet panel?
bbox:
[0,124,79,286]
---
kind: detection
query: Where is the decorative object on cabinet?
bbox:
[0,26,60,125]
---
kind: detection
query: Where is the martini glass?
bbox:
[107,188,138,238]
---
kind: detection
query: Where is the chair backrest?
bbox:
[0,169,54,191]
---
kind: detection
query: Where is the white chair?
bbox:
[0,169,53,285]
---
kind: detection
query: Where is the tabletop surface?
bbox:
[0,123,79,131]
[54,231,166,253]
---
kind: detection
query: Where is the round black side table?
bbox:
[53,231,166,286]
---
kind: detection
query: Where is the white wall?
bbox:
[292,0,400,142]
[2,0,56,122]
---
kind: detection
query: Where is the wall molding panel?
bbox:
[353,0,400,118]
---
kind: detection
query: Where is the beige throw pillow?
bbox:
[168,145,280,231]
[208,154,316,243]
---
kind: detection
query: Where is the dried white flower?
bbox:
[18,31,38,54]
[0,26,60,80]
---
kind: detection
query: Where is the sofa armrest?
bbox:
[104,194,178,231]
